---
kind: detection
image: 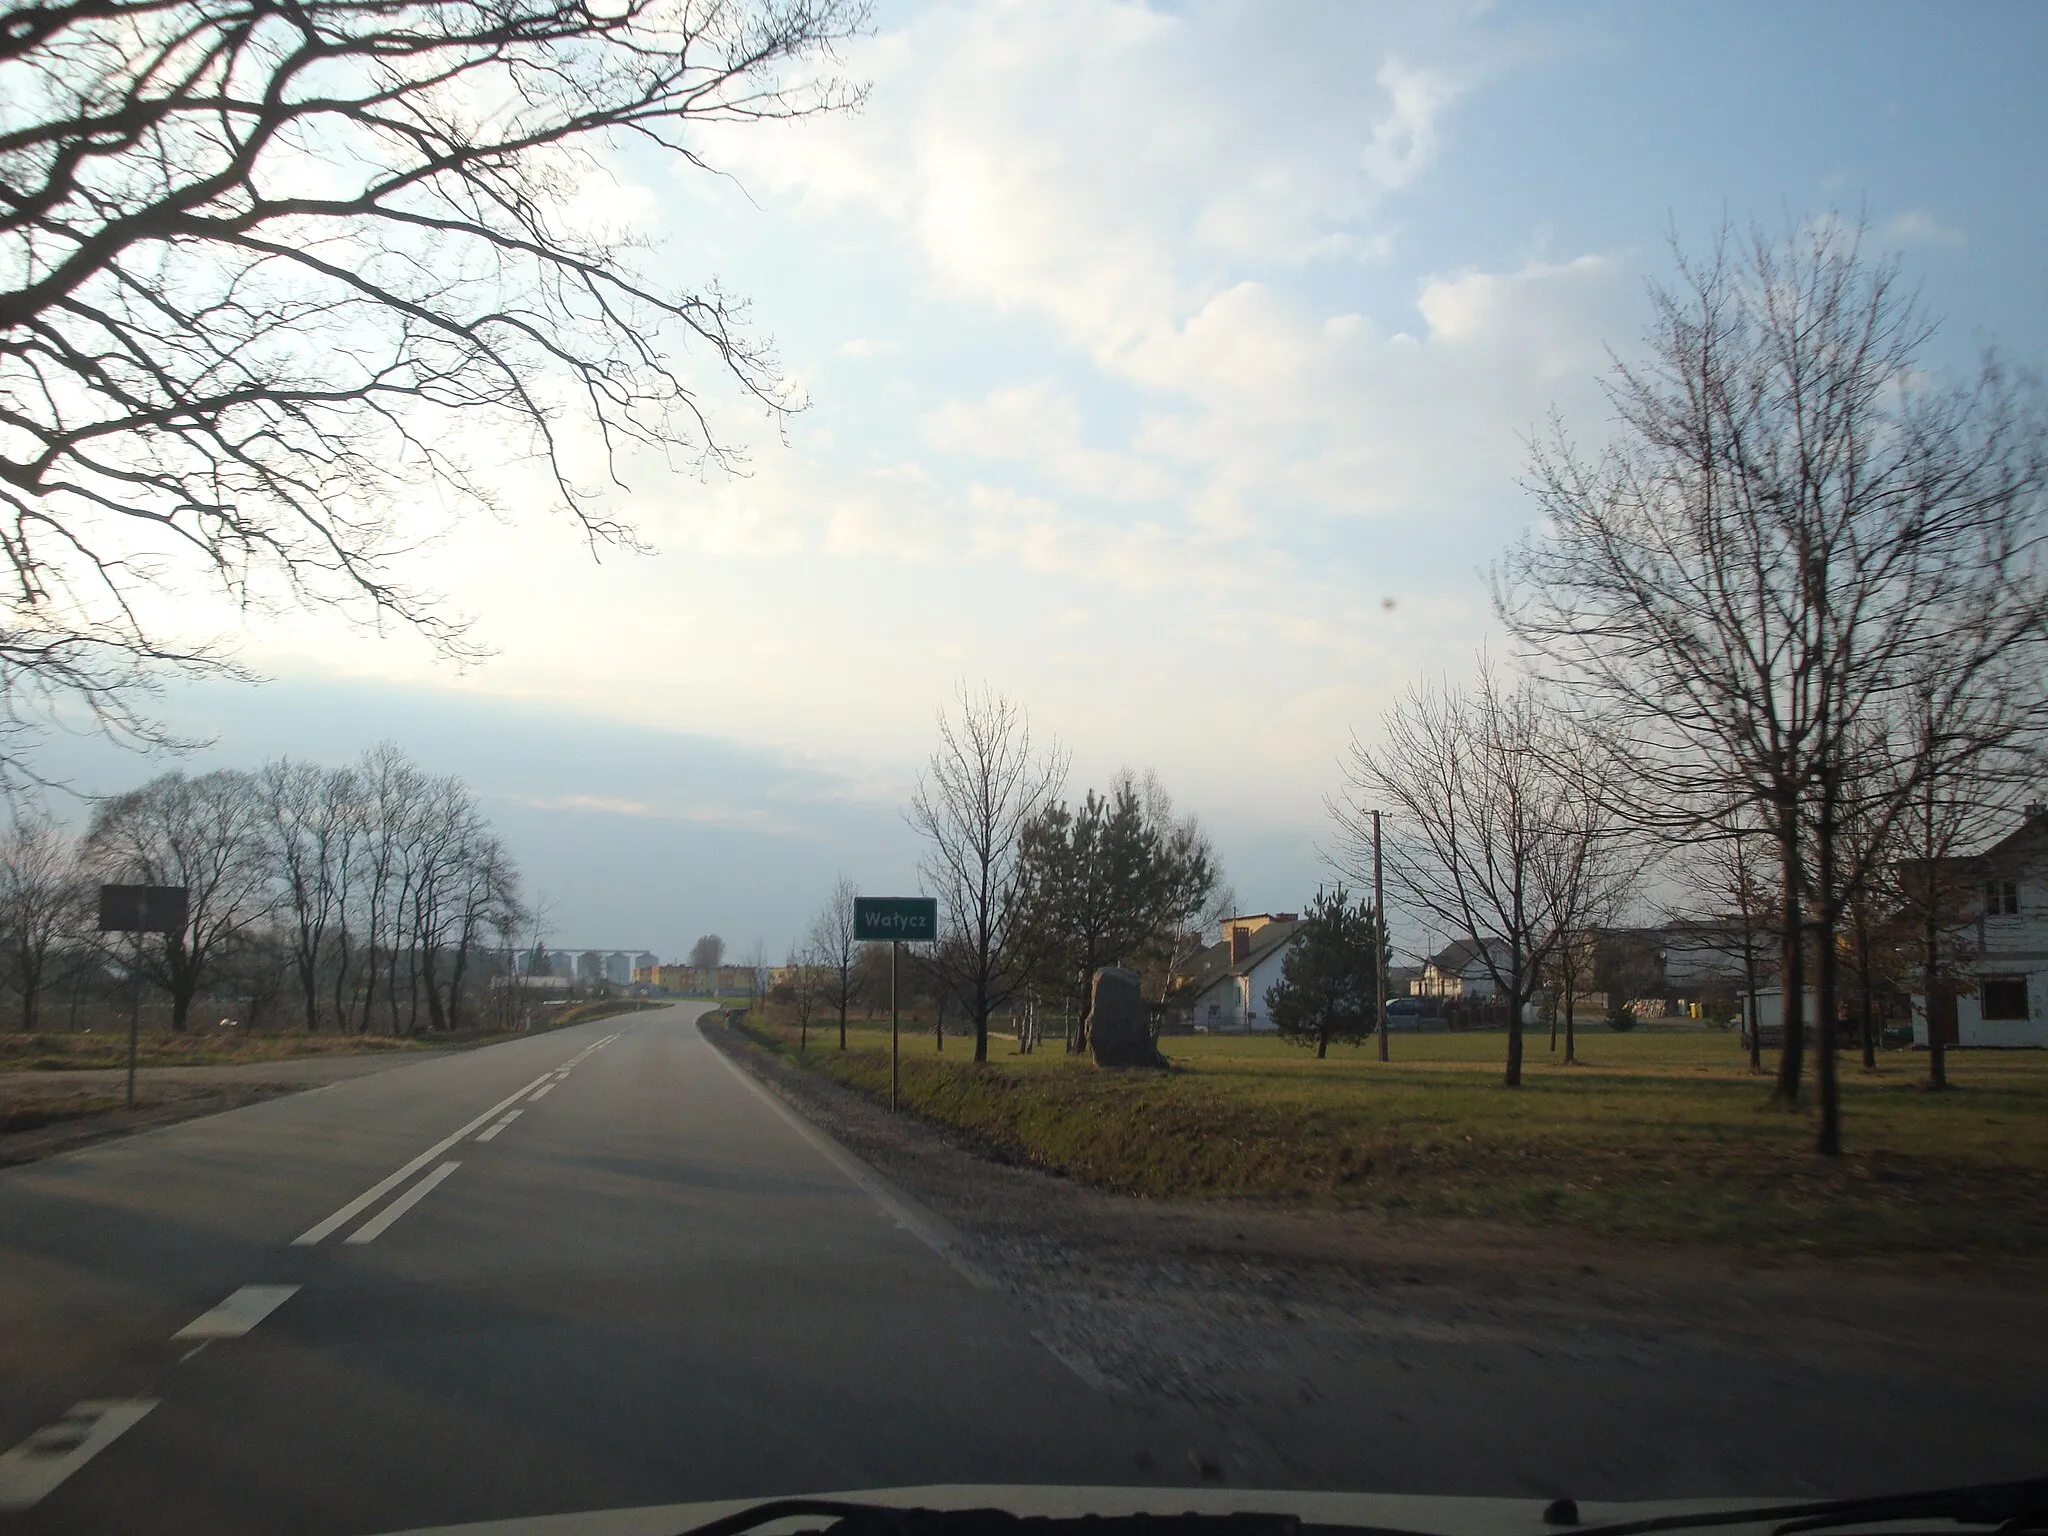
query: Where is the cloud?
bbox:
[920,382,1176,501]
[504,792,803,836]
[1881,210,1967,249]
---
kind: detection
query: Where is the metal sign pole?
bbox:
[890,939,900,1114]
[128,931,142,1111]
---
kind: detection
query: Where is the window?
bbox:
[1980,976,2030,1021]
[1985,880,2020,916]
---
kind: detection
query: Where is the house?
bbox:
[1416,938,1505,1000]
[1657,918,1761,993]
[1908,806,2048,1049]
[1167,913,1302,1031]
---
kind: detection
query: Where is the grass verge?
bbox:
[730,1011,2048,1255]
[0,997,668,1073]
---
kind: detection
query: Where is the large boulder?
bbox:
[1089,966,1165,1069]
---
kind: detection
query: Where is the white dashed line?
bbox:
[173,1284,300,1340]
[293,1070,554,1244]
[528,1082,555,1100]
[0,1400,157,1511]
[345,1161,460,1244]
[475,1110,521,1142]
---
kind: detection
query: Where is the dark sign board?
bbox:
[854,896,937,944]
[97,884,189,935]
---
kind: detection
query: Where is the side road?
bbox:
[702,1014,2048,1492]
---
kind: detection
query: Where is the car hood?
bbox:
[378,1483,1794,1536]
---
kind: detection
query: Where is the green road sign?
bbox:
[854,896,937,943]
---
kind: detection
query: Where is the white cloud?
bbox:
[1881,210,1967,249]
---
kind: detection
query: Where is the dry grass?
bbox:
[0,997,665,1073]
[737,1011,2048,1254]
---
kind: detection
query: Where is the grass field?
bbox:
[735,1011,2048,1254]
[0,997,666,1073]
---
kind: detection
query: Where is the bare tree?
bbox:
[908,684,1067,1063]
[0,0,866,778]
[1673,811,1779,1073]
[1332,662,1616,1087]
[1502,220,2048,1151]
[83,770,274,1030]
[783,939,827,1052]
[0,813,86,1030]
[258,759,348,1031]
[688,934,726,989]
[807,877,863,1049]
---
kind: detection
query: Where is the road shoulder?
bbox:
[701,1015,2048,1405]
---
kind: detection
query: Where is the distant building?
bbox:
[1417,938,1505,1000]
[549,949,574,978]
[576,951,603,984]
[1908,805,2048,1049]
[605,951,632,985]
[1166,913,1303,1032]
[634,951,659,974]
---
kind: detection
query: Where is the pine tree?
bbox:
[1266,886,1384,1059]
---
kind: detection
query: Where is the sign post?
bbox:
[854,897,937,1113]
[97,885,189,1111]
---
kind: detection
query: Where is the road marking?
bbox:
[173,1284,300,1340]
[293,1070,556,1244]
[0,1400,158,1511]
[345,1162,460,1244]
[475,1109,522,1142]
[704,1036,994,1291]
[528,1082,555,1100]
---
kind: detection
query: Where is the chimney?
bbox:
[2029,801,2047,822]
[1230,925,1250,963]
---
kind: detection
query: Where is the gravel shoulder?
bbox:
[703,1017,2048,1411]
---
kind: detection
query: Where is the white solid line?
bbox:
[703,1036,994,1291]
[474,1110,521,1143]
[528,1082,555,1100]
[173,1283,300,1340]
[344,1161,460,1244]
[293,1070,555,1245]
[0,1399,158,1511]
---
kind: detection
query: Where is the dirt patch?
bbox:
[704,1016,2048,1407]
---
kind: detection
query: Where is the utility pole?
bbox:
[1373,809,1388,1063]
[890,939,900,1113]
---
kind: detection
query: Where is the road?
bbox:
[0,1005,1233,1534]
[0,1003,2040,1535]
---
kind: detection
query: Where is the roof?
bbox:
[1425,937,1500,975]
[1169,918,1303,1000]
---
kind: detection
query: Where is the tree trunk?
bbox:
[1563,973,1577,1065]
[1742,933,1761,1073]
[1855,916,1876,1072]
[1504,953,1525,1087]
[1773,805,1805,1104]
[837,997,847,1050]
[1815,913,1842,1154]
[1923,906,1948,1093]
[1814,774,1842,1154]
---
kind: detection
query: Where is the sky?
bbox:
[27,0,2048,961]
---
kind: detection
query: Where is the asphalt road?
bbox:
[0,1005,1236,1535]
[0,1003,2040,1536]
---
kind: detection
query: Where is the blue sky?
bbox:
[37,1,2048,961]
